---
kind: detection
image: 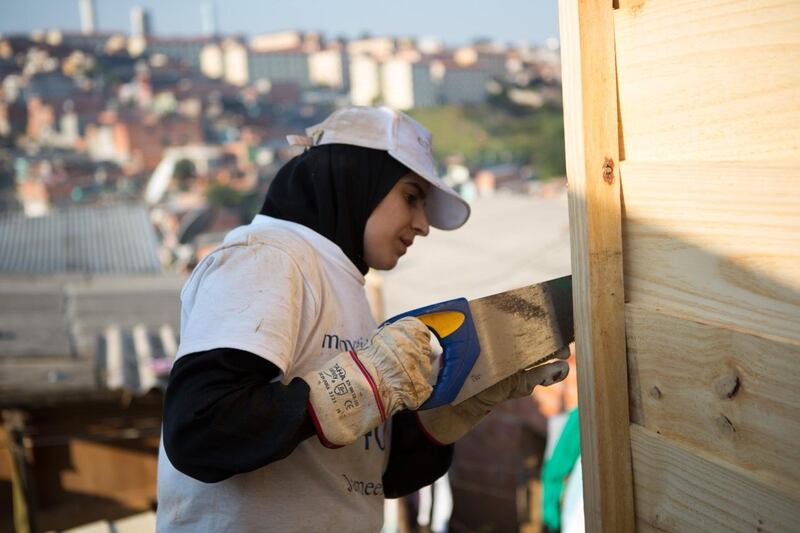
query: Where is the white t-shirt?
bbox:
[157,215,388,532]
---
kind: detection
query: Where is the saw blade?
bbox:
[452,275,573,404]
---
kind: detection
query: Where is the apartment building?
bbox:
[349,54,381,106]
[381,57,438,110]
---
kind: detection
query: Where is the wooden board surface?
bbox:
[621,161,800,345]
[559,0,634,530]
[630,424,800,531]
[626,304,800,496]
[614,0,800,161]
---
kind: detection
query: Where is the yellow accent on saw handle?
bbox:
[417,311,465,338]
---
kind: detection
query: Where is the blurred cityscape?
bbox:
[0,1,564,275]
[0,2,573,532]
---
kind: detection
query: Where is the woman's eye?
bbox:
[405,194,418,206]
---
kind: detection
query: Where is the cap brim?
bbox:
[425,182,471,230]
[389,149,470,230]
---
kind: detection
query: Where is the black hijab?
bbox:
[260,144,411,275]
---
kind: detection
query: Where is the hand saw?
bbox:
[383,275,573,409]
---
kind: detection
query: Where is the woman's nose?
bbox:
[413,208,430,236]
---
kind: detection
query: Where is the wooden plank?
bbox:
[614,0,800,161]
[559,1,634,530]
[630,424,800,531]
[626,304,800,495]
[57,437,159,505]
[621,161,800,345]
[114,512,156,533]
[2,411,37,533]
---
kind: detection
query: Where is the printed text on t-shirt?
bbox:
[322,333,369,352]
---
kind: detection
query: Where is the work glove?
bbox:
[417,359,570,445]
[304,317,436,447]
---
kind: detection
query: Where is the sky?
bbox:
[0,0,560,47]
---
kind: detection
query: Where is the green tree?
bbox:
[173,159,197,191]
[205,182,244,209]
[0,151,15,191]
[238,190,264,224]
[0,151,19,212]
[408,102,566,179]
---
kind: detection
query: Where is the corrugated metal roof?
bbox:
[0,275,183,406]
[0,204,162,275]
[0,282,72,358]
[100,322,177,392]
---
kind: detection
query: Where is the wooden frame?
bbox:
[559,0,635,530]
[560,0,800,530]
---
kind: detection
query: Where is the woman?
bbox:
[156,106,568,531]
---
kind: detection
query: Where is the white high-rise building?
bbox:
[219,38,311,88]
[349,54,381,106]
[309,43,349,91]
[79,0,96,35]
[130,6,152,38]
[221,39,249,86]
[381,58,438,110]
[200,42,225,79]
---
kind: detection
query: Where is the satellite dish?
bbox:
[144,155,177,205]
[177,208,214,244]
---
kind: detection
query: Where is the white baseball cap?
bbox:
[286,106,470,230]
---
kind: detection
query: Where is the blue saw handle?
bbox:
[382,298,480,409]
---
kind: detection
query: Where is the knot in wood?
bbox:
[715,413,736,435]
[713,370,741,399]
[649,386,662,399]
[602,157,615,185]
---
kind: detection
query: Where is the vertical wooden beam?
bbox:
[558,1,635,531]
[3,410,37,533]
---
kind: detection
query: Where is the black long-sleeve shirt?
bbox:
[161,348,453,497]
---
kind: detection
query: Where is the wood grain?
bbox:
[626,304,800,496]
[630,424,800,531]
[621,161,800,345]
[614,0,800,161]
[559,0,634,530]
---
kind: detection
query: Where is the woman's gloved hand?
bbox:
[303,317,436,447]
[417,359,569,445]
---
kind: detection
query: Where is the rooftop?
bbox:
[0,274,184,406]
[0,203,162,276]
